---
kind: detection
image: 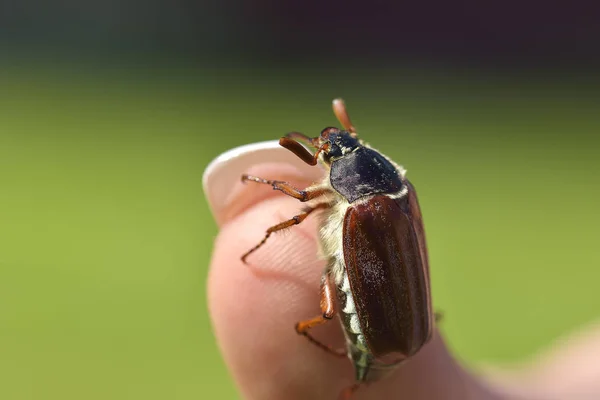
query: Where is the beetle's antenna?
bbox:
[332,98,357,137]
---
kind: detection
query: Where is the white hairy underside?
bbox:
[319,200,348,286]
[306,176,349,286]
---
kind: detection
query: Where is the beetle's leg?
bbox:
[295,273,346,358]
[241,203,330,263]
[241,174,330,202]
[435,311,444,323]
[283,131,319,147]
[279,137,329,166]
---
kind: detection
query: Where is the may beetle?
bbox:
[241,99,434,398]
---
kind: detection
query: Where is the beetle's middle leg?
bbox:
[241,202,330,263]
[295,273,346,358]
[242,174,330,202]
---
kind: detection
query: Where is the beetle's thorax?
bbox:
[328,146,405,203]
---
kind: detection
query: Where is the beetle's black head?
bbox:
[278,99,364,166]
[319,127,362,161]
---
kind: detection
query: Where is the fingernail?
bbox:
[203,141,325,226]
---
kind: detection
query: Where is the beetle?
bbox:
[240,99,435,398]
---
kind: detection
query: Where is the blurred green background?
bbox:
[1,2,600,399]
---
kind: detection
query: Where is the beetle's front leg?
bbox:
[295,272,346,358]
[241,203,330,263]
[241,174,329,202]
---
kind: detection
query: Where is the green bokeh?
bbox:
[0,65,599,399]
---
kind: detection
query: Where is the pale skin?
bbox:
[207,167,600,400]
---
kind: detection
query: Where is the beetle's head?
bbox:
[314,98,363,162]
[317,127,361,161]
[278,98,363,166]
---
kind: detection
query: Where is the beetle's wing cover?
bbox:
[343,186,433,357]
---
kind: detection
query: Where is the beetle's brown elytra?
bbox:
[241,99,434,399]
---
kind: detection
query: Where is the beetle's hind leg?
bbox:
[241,174,329,202]
[295,272,346,358]
[241,202,330,263]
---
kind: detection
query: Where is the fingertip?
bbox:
[203,141,324,226]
